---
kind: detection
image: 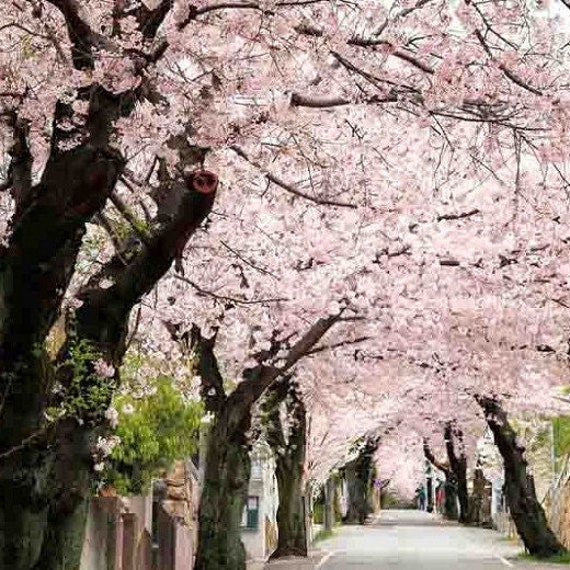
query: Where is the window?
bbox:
[251,460,262,480]
[241,496,260,530]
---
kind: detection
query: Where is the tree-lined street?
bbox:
[5,1,570,568]
[318,511,526,570]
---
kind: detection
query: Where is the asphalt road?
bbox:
[316,510,525,570]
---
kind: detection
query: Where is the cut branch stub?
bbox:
[186,170,219,195]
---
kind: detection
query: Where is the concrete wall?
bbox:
[80,497,122,570]
[80,495,153,570]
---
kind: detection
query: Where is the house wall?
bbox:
[241,451,278,561]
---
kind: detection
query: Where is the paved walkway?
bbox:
[315,510,558,569]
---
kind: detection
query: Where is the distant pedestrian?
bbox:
[416,486,426,511]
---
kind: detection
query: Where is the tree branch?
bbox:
[306,335,371,356]
[230,310,344,411]
[45,0,111,69]
[436,208,481,222]
[0,145,125,360]
[473,28,542,97]
[74,171,218,362]
[423,438,449,474]
[230,145,357,208]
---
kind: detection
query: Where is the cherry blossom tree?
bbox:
[261,374,309,559]
[3,0,570,568]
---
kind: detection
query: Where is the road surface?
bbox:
[316,510,542,569]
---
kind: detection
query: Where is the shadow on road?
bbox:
[369,509,459,527]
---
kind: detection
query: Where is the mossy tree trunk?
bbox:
[323,477,336,532]
[263,377,308,559]
[468,466,492,528]
[478,396,565,558]
[0,3,205,565]
[0,80,217,570]
[0,114,125,570]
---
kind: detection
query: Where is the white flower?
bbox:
[93,462,105,472]
[94,359,115,378]
[104,407,119,429]
[122,403,135,415]
[96,435,121,456]
[68,297,84,309]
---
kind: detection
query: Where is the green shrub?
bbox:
[103,375,202,495]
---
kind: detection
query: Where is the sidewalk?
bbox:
[247,549,329,570]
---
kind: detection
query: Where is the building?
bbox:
[241,443,279,561]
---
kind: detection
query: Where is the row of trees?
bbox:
[3,0,570,568]
[421,400,565,557]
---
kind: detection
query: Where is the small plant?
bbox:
[313,528,334,543]
[519,551,570,564]
[48,338,116,427]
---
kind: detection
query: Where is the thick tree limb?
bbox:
[0,144,125,359]
[6,115,32,211]
[261,375,292,451]
[74,172,217,360]
[230,311,343,412]
[188,324,227,413]
[290,92,398,108]
[45,0,112,68]
[423,438,449,474]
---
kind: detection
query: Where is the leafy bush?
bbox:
[103,375,202,495]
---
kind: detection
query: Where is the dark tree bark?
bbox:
[423,438,458,521]
[0,117,216,570]
[343,437,378,525]
[443,422,470,524]
[426,467,434,513]
[26,168,217,570]
[179,315,341,570]
[0,4,187,568]
[0,120,125,570]
[263,377,308,559]
[323,477,336,532]
[478,396,565,558]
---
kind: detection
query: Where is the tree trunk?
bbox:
[443,473,458,520]
[426,468,434,514]
[343,438,378,524]
[478,396,565,558]
[194,404,251,570]
[24,418,91,570]
[444,422,469,523]
[0,9,208,568]
[272,460,307,558]
[455,464,469,524]
[186,317,341,570]
[323,477,335,532]
[423,437,457,521]
[468,467,493,528]
[0,144,124,570]
[264,380,308,559]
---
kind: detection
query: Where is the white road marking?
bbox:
[316,551,336,568]
[498,556,514,567]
